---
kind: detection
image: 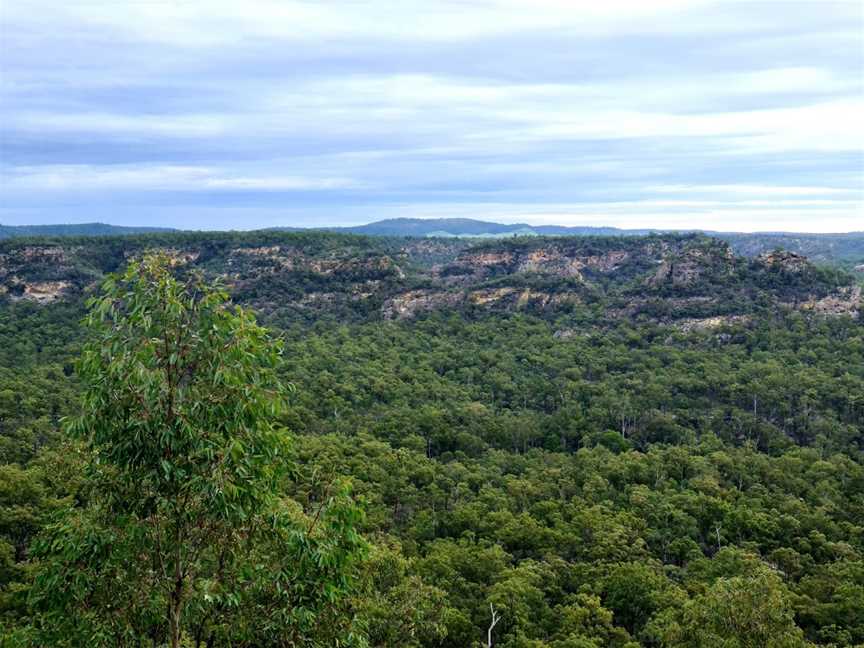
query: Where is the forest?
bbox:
[0,231,862,647]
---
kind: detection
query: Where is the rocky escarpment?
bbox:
[380,237,858,322]
[0,279,73,304]
[0,245,83,302]
[382,287,580,319]
[227,245,404,279]
[439,243,638,283]
[647,243,735,287]
[0,237,407,311]
[382,290,464,319]
[757,250,810,273]
[798,285,862,316]
[1,232,858,327]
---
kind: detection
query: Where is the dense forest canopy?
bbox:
[1,231,862,647]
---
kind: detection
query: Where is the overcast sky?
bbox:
[1,0,863,232]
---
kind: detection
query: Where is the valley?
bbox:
[1,230,862,647]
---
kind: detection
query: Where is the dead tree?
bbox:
[487,602,501,648]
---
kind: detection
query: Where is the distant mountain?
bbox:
[333,218,864,267]
[335,217,648,238]
[0,223,175,240]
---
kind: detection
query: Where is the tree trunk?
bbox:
[169,538,184,648]
[487,603,500,648]
[170,600,182,648]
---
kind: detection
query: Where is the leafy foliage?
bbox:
[22,255,366,647]
[0,233,862,647]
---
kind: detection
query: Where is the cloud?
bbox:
[650,184,864,198]
[8,113,229,137]
[0,0,743,49]
[489,98,864,151]
[2,165,361,192]
[0,0,861,231]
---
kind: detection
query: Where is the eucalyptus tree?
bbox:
[27,255,366,648]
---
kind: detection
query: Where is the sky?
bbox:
[1,0,863,232]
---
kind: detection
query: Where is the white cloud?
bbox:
[8,73,862,159]
[8,113,229,137]
[263,74,864,154]
[1,165,361,192]
[0,0,748,49]
[500,98,864,152]
[650,184,864,197]
[1,0,861,231]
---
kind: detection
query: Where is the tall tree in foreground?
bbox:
[27,255,366,647]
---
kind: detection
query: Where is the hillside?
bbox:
[0,231,857,326]
[0,222,175,240]
[334,218,864,268]
[6,219,864,271]
[2,231,863,647]
[720,231,864,268]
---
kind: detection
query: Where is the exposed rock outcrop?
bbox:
[799,286,861,316]
[382,290,463,319]
[444,245,637,282]
[19,280,72,304]
[758,250,810,273]
[648,245,734,287]
[515,249,584,278]
[1,233,858,327]
[468,287,519,305]
[227,246,404,279]
[0,245,81,302]
[673,315,751,332]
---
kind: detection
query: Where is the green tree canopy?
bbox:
[26,255,366,647]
